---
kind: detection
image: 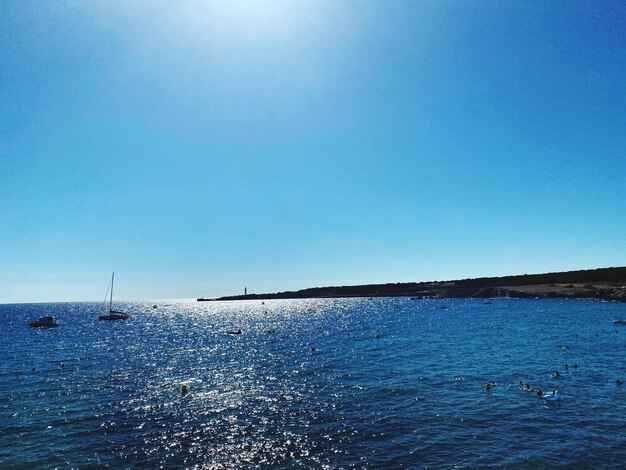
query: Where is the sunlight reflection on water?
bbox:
[2,298,626,467]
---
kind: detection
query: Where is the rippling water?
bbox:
[2,298,626,468]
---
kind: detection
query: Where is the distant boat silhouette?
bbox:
[99,272,128,321]
[28,316,59,328]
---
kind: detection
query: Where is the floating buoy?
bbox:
[181,384,188,394]
[542,390,559,401]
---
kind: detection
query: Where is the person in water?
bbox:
[537,390,544,397]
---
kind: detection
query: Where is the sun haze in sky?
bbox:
[1,1,625,302]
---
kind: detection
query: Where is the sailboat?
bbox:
[99,272,129,321]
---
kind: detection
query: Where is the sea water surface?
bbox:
[2,298,626,468]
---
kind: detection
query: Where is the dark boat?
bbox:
[99,272,129,321]
[227,329,242,335]
[28,316,59,328]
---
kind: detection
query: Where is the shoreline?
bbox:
[198,266,626,303]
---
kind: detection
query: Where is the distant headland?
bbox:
[198,266,626,303]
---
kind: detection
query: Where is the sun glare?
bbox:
[172,0,304,42]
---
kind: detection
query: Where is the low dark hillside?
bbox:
[455,267,626,288]
[198,266,626,302]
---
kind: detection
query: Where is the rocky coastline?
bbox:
[198,266,626,303]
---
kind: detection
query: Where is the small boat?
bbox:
[542,390,560,401]
[612,318,626,325]
[99,272,128,321]
[28,316,59,328]
[227,329,242,335]
[152,304,158,309]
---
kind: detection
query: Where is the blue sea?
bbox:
[2,298,626,468]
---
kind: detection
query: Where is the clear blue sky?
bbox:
[1,1,625,302]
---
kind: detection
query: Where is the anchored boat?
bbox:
[28,316,59,328]
[99,272,128,321]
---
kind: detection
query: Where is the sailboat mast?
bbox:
[110,272,114,313]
